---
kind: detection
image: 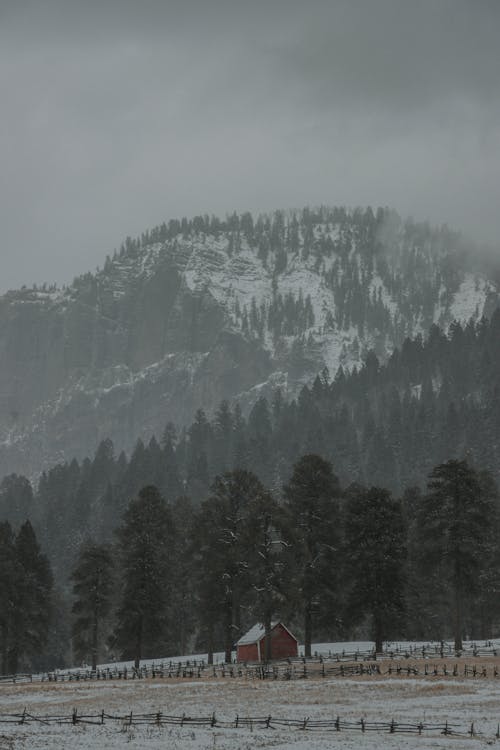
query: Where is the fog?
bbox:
[1,0,499,291]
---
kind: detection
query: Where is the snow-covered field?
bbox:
[2,643,500,749]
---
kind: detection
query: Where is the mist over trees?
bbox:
[7,309,500,585]
[2,310,500,670]
[1,205,495,486]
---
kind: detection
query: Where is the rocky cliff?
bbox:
[0,207,497,477]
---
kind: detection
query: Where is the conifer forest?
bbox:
[2,304,500,672]
[3,204,500,673]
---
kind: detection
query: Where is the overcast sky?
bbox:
[1,0,499,292]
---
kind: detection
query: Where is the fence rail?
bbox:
[2,655,500,686]
[0,709,495,738]
[1,640,499,686]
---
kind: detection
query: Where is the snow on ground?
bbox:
[2,641,500,748]
[1,673,498,748]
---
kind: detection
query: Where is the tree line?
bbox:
[0,454,498,674]
[3,311,500,587]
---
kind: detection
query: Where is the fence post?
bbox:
[211,712,216,727]
[390,718,394,733]
[361,718,365,732]
[72,708,77,725]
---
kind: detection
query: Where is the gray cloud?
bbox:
[0,0,499,291]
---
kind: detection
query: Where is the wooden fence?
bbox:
[2,655,500,686]
[1,638,499,686]
[0,709,496,738]
[315,641,500,660]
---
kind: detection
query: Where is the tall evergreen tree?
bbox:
[0,522,16,675]
[244,488,285,661]
[112,486,174,668]
[282,454,341,657]
[344,485,406,652]
[194,470,259,662]
[416,459,498,651]
[71,541,114,670]
[9,521,53,673]
[168,496,197,656]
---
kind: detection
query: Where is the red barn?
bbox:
[236,622,298,662]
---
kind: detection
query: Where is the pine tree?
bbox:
[112,486,174,668]
[416,459,498,651]
[71,541,114,670]
[0,522,16,674]
[194,470,260,662]
[9,521,53,673]
[244,488,285,661]
[282,454,341,657]
[168,496,197,656]
[344,485,406,652]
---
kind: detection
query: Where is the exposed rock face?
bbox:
[0,208,497,477]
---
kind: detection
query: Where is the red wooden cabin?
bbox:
[236,622,298,662]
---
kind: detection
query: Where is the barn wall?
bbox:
[258,626,298,660]
[236,643,259,662]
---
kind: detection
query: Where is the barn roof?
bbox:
[236,622,298,646]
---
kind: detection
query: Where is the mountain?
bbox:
[0,206,498,479]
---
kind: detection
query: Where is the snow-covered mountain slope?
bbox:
[0,207,497,477]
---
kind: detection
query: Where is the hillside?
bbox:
[0,206,497,478]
